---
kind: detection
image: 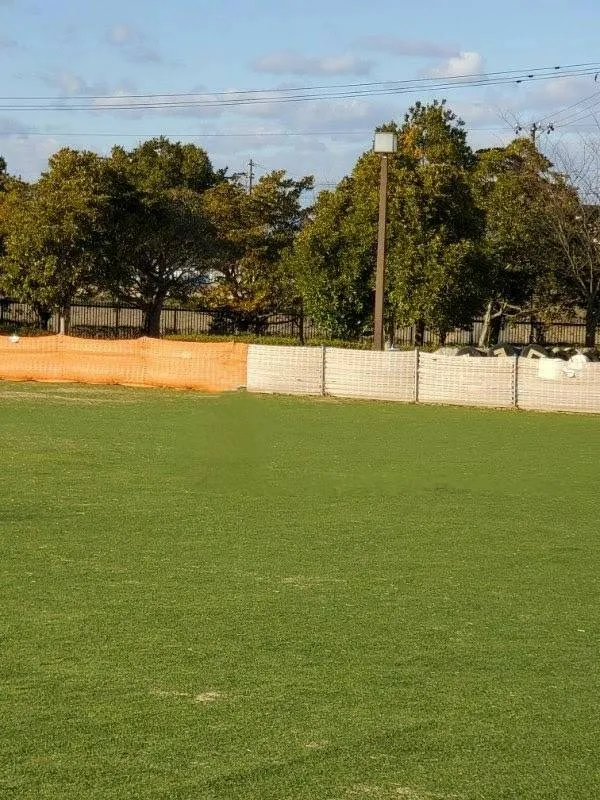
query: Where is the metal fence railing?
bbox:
[0,299,597,347]
[0,300,321,340]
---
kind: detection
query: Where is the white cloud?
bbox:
[108,24,132,45]
[91,90,225,120]
[526,76,595,109]
[425,51,484,79]
[0,134,59,181]
[251,51,373,77]
[358,35,458,59]
[107,23,163,65]
[39,71,112,96]
[42,72,89,96]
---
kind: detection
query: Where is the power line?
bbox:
[537,89,600,126]
[553,97,600,128]
[2,124,599,140]
[500,88,600,143]
[0,130,371,137]
[0,61,595,102]
[0,63,598,112]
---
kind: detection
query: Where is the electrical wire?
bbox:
[0,61,593,102]
[536,89,600,126]
[0,63,598,112]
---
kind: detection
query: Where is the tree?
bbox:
[386,102,486,343]
[104,138,223,336]
[290,101,486,343]
[472,138,563,346]
[543,188,600,346]
[0,149,118,332]
[110,135,224,195]
[202,170,313,332]
[287,167,379,340]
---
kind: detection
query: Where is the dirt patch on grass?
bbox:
[345,787,460,799]
[0,387,140,405]
[0,382,223,404]
[193,691,223,703]
[151,688,225,705]
[304,740,329,749]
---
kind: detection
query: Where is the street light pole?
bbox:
[374,153,388,351]
[373,131,397,351]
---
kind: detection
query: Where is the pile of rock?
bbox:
[434,344,600,361]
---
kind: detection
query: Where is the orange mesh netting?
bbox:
[0,335,248,392]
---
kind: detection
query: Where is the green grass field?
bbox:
[1,382,599,800]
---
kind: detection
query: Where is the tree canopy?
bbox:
[202,170,313,332]
[0,148,120,330]
[289,101,487,342]
[100,139,224,335]
[2,111,600,344]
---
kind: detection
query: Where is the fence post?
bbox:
[321,345,327,396]
[513,355,519,409]
[414,347,420,403]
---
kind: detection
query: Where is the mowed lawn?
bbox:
[1,383,599,800]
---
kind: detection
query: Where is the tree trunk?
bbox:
[58,305,70,335]
[584,302,598,347]
[387,319,397,349]
[414,319,425,347]
[142,301,164,337]
[32,303,52,331]
[297,300,305,345]
[478,300,493,348]
[533,320,546,345]
[490,313,503,346]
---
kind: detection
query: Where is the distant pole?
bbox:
[372,131,397,351]
[374,154,388,351]
[248,159,254,194]
[530,123,538,144]
[529,122,554,145]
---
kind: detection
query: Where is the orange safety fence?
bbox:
[0,335,248,392]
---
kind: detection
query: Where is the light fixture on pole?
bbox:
[373,131,397,351]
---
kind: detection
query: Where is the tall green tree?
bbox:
[202,170,313,332]
[386,102,486,343]
[0,149,118,331]
[472,138,563,345]
[288,167,379,340]
[542,185,600,346]
[104,138,223,336]
[289,101,486,343]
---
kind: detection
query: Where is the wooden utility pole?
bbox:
[248,159,254,194]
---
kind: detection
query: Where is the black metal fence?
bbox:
[0,299,322,340]
[391,318,598,348]
[0,298,597,347]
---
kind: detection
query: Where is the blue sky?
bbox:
[2,0,600,191]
